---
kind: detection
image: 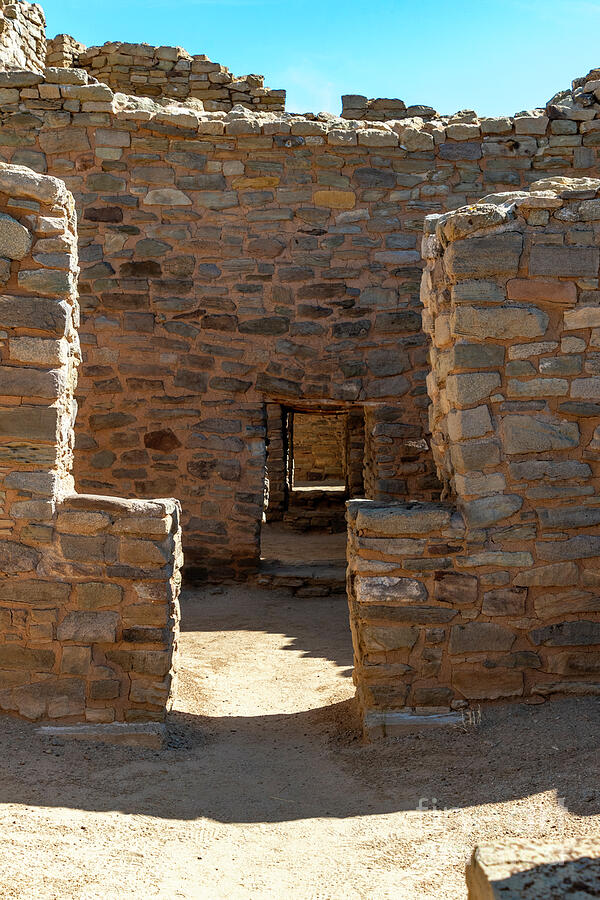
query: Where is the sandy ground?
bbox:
[0,583,598,899]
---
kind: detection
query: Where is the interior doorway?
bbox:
[260,404,365,595]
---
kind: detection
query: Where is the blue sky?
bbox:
[42,0,600,117]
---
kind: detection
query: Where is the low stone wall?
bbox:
[0,162,181,723]
[0,0,45,71]
[285,489,347,533]
[348,178,600,737]
[46,37,286,113]
[466,840,600,898]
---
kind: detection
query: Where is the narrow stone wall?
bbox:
[0,0,45,71]
[0,162,182,723]
[46,37,286,113]
[348,179,600,738]
[293,413,346,485]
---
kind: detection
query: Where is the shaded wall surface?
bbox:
[348,179,600,738]
[0,161,182,723]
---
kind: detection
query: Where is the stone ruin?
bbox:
[0,0,597,733]
[0,162,181,723]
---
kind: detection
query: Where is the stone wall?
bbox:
[46,37,286,113]
[0,68,435,579]
[45,33,84,70]
[342,94,437,122]
[347,179,600,738]
[0,0,45,71]
[292,413,346,485]
[0,161,182,723]
[3,46,600,579]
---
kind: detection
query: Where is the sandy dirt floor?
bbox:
[0,584,598,899]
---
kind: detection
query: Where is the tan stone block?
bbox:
[119,539,170,568]
[312,190,355,209]
[447,405,493,442]
[507,278,576,305]
[231,176,279,189]
[453,667,523,700]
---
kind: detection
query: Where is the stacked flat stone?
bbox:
[0,161,182,723]
[342,94,437,121]
[45,37,286,113]
[45,33,85,69]
[347,177,600,738]
[0,0,45,71]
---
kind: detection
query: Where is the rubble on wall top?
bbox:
[426,176,600,247]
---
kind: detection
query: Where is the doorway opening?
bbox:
[259,404,365,594]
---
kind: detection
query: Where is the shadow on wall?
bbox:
[491,858,600,895]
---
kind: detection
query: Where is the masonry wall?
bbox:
[348,179,600,738]
[46,37,286,113]
[0,161,182,723]
[0,0,45,71]
[292,413,346,485]
[3,51,600,578]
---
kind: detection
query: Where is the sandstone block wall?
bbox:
[348,179,600,738]
[0,161,182,723]
[45,37,286,113]
[4,29,600,580]
[0,0,45,71]
[292,413,346,485]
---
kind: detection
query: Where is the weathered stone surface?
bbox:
[482,588,527,616]
[362,625,419,651]
[530,620,600,646]
[466,840,600,899]
[460,494,523,528]
[433,572,478,606]
[453,305,549,340]
[353,502,452,536]
[514,562,579,587]
[502,415,579,454]
[445,232,523,277]
[0,213,32,259]
[445,372,501,407]
[529,245,599,277]
[355,576,427,604]
[57,611,119,642]
[453,668,523,700]
[449,623,516,654]
[447,405,493,442]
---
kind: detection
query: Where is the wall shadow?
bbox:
[0,695,597,825]
[480,856,600,896]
